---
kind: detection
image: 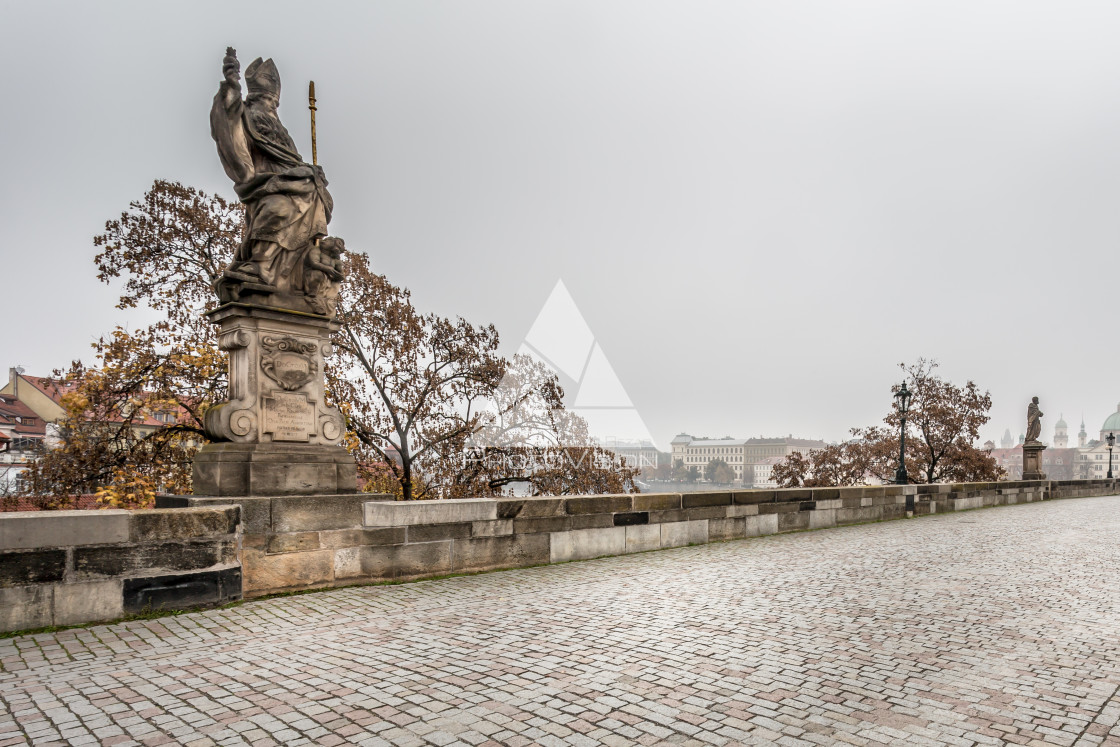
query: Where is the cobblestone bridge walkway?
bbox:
[3,496,1120,747]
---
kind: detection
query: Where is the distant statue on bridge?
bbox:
[1025,397,1043,444]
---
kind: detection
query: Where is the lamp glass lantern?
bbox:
[894,382,912,416]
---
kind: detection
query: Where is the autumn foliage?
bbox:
[20,182,238,508]
[22,180,638,505]
[772,360,1004,488]
[331,258,637,500]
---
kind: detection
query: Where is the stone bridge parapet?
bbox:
[160,478,1119,601]
[1,479,1116,632]
[1,506,241,632]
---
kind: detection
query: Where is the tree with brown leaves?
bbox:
[332,261,638,500]
[25,180,637,505]
[450,354,639,497]
[772,359,1003,488]
[330,255,504,501]
[770,441,874,488]
[21,181,239,507]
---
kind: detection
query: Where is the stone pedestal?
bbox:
[193,442,358,496]
[194,303,357,496]
[1022,442,1047,480]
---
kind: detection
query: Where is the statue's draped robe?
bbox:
[211,83,333,292]
[1026,403,1042,443]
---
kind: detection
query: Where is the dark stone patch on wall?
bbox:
[75,541,235,578]
[123,567,241,614]
[682,493,731,508]
[613,512,649,527]
[0,549,67,585]
[565,496,632,515]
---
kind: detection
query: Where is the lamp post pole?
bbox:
[1108,432,1115,479]
[894,382,912,485]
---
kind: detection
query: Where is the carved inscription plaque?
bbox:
[262,392,317,442]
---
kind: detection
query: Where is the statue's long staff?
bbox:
[308,81,318,166]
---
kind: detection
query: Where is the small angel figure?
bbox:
[304,236,346,316]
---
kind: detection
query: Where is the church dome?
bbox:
[1055,414,1068,429]
[1103,404,1120,435]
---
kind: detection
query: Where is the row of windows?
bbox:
[678,447,785,456]
[681,447,743,455]
[682,455,779,467]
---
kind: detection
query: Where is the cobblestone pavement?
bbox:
[3,496,1120,747]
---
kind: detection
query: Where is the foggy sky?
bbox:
[3,0,1119,449]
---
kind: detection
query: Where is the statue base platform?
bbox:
[193,302,357,497]
[193,442,358,497]
[1022,442,1047,480]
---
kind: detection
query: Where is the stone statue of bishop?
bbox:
[210,47,337,312]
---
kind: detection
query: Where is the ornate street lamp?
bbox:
[1108,432,1115,479]
[894,382,912,485]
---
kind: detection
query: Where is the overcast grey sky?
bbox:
[3,0,1119,448]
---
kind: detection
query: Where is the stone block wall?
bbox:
[160,479,1118,599]
[1048,479,1119,500]
[158,493,383,598]
[3,478,1115,632]
[0,507,241,633]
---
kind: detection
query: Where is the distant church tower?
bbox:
[1001,428,1014,449]
[1079,417,1088,448]
[1053,414,1068,448]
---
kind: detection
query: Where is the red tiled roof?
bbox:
[18,374,191,428]
[0,394,47,437]
[21,375,79,405]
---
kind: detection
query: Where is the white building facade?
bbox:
[670,434,827,486]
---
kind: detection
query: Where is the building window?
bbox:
[11,438,40,452]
